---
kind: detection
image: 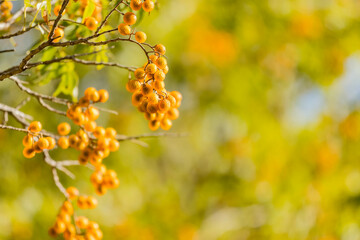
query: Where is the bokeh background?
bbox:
[2,0,360,239]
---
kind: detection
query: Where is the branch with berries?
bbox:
[0,0,183,238]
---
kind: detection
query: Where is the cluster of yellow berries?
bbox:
[91,164,120,195]
[49,186,103,239]
[0,0,12,21]
[127,45,182,130]
[65,88,120,193]
[22,121,56,158]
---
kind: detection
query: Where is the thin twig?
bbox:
[0,24,37,39]
[0,49,14,54]
[116,132,188,141]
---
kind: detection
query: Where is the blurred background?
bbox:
[2,0,360,239]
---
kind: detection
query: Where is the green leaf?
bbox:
[24,0,31,7]
[46,0,52,16]
[82,0,95,22]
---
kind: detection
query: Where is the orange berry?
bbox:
[126,80,141,93]
[167,108,179,120]
[170,91,182,101]
[98,89,109,103]
[84,17,98,31]
[77,196,88,209]
[123,12,137,25]
[155,112,165,120]
[163,65,169,74]
[138,100,148,112]
[54,5,61,16]
[105,128,116,138]
[118,23,131,35]
[57,122,71,136]
[58,136,69,149]
[156,57,167,69]
[154,70,165,81]
[58,211,71,224]
[87,221,99,231]
[154,80,165,91]
[37,137,49,150]
[97,137,110,150]
[85,106,100,121]
[149,120,160,131]
[146,63,157,74]
[107,178,120,188]
[69,134,80,148]
[52,28,64,43]
[66,187,79,200]
[149,54,158,63]
[146,102,158,114]
[130,0,142,10]
[134,68,145,79]
[76,216,89,229]
[93,229,103,239]
[0,1,13,12]
[135,31,147,43]
[158,99,171,113]
[23,147,36,158]
[95,184,107,195]
[93,126,105,138]
[154,44,166,55]
[147,92,158,103]
[54,219,66,234]
[86,196,98,209]
[84,87,97,100]
[90,171,103,185]
[22,135,33,147]
[131,92,144,107]
[72,112,86,125]
[109,139,120,152]
[61,201,74,215]
[142,0,154,12]
[84,121,97,132]
[144,112,156,121]
[78,97,90,107]
[46,137,56,149]
[167,95,177,107]
[141,83,153,96]
[90,156,102,166]
[48,227,57,237]
[160,118,172,130]
[28,121,42,133]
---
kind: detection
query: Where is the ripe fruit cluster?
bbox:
[22,121,56,158]
[0,0,12,21]
[127,46,182,130]
[49,186,103,239]
[91,164,120,195]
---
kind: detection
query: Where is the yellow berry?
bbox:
[135,31,147,43]
[123,12,137,25]
[118,23,131,35]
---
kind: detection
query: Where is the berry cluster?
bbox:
[0,0,12,21]
[90,165,120,195]
[127,47,182,130]
[48,187,103,239]
[18,88,121,238]
[22,121,56,158]
[62,88,120,191]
